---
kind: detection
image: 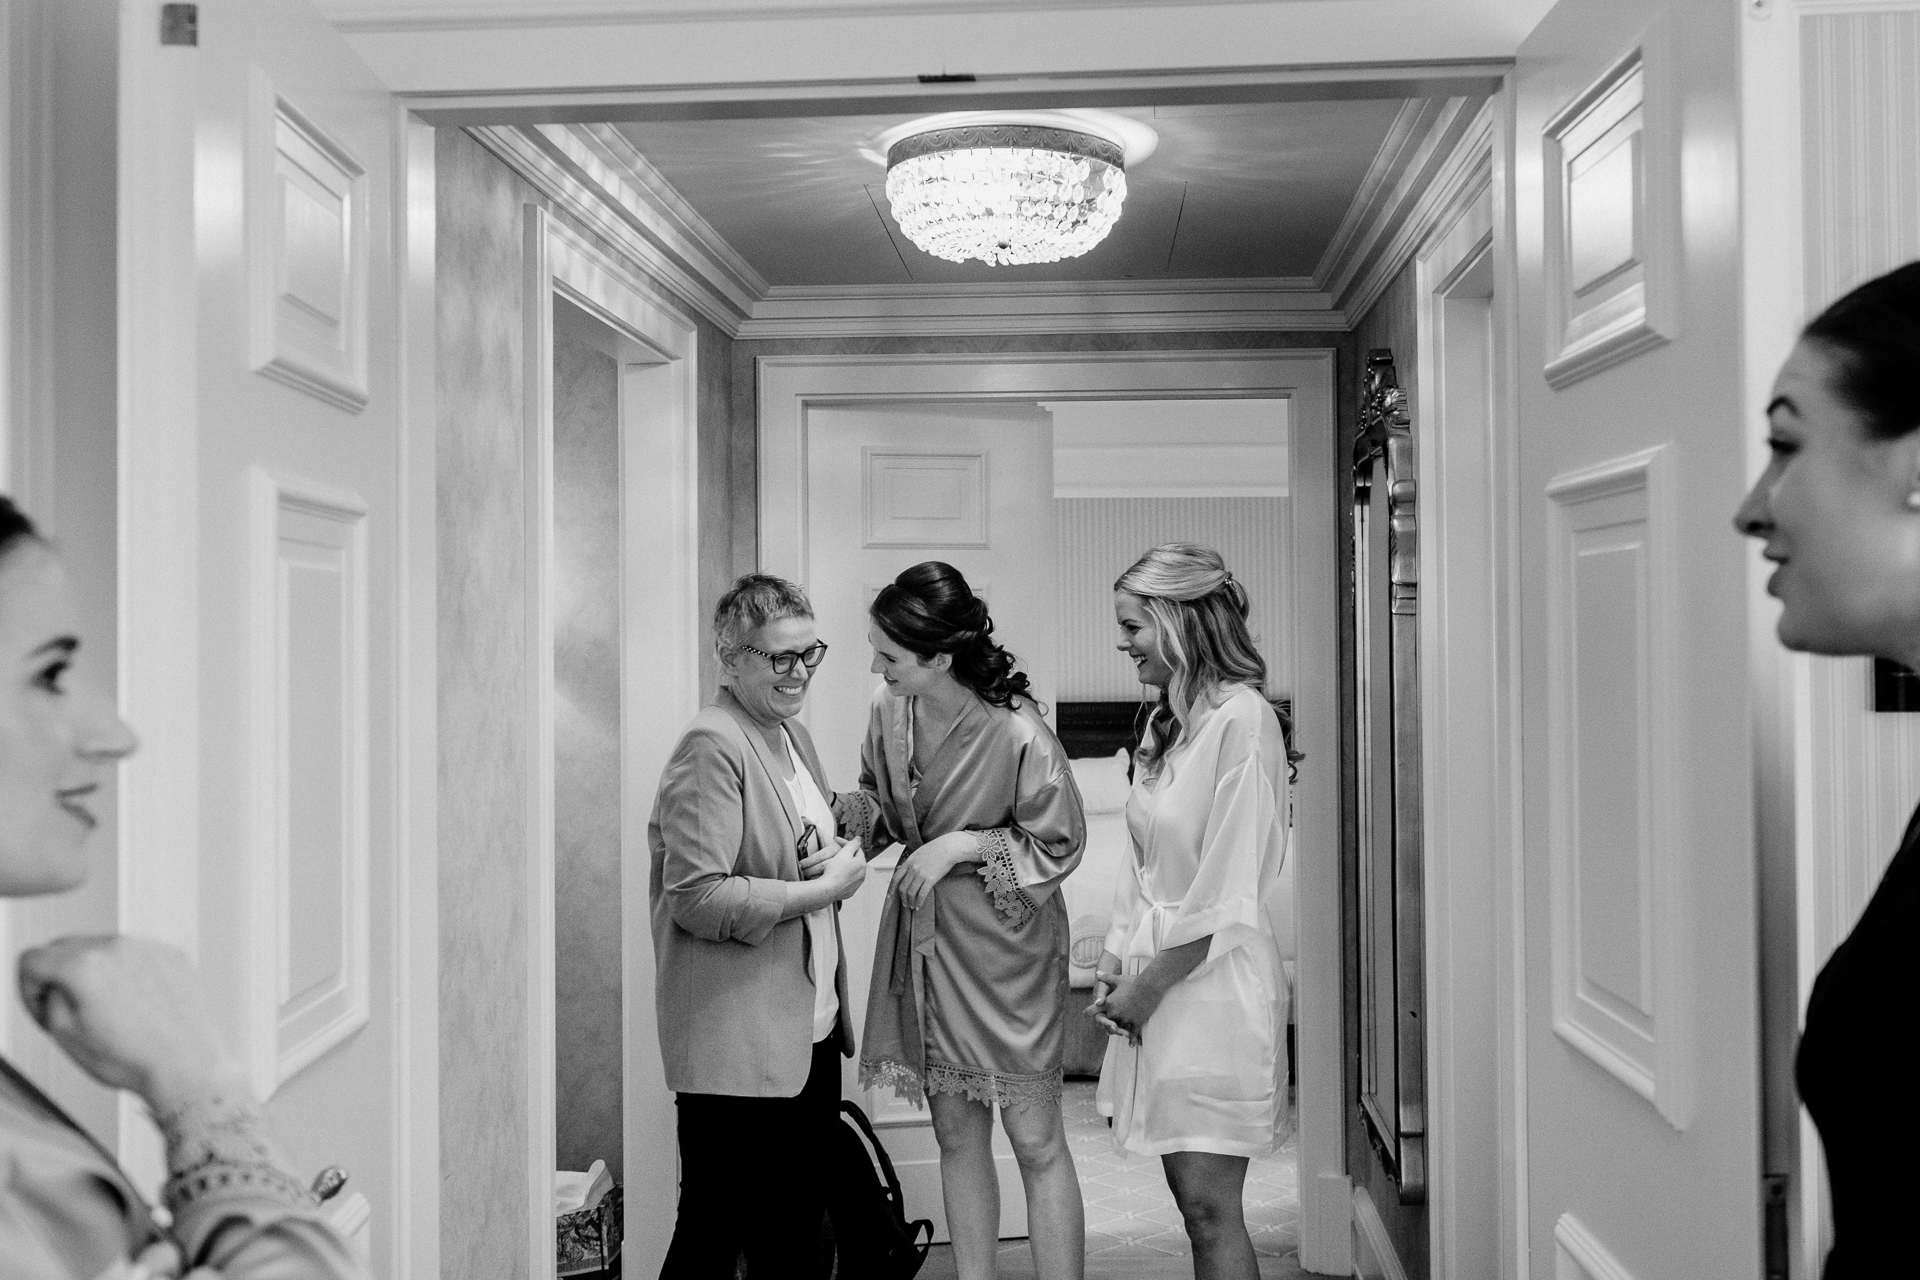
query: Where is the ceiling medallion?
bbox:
[879,111,1155,267]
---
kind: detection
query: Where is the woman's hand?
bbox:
[1087,952,1135,1042]
[1099,971,1167,1044]
[798,831,849,879]
[17,935,248,1115]
[892,831,980,910]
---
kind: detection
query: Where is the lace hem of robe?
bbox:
[860,1056,1063,1111]
[975,828,1038,926]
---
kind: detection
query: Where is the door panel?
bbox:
[804,399,1058,1241]
[1513,0,1758,1275]
[118,0,416,1269]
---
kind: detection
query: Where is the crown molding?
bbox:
[565,124,770,297]
[733,307,1349,339]
[466,124,755,333]
[1318,95,1481,316]
[1311,97,1431,294]
[743,276,1341,335]
[1340,95,1494,324]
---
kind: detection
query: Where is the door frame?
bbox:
[522,204,702,1280]
[1410,113,1523,1280]
[755,347,1347,1269]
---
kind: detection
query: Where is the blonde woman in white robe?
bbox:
[1093,543,1290,1280]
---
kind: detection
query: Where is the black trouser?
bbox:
[658,1035,840,1280]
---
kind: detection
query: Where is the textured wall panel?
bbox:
[1802,9,1920,308]
[551,309,624,1180]
[1056,496,1292,702]
[1798,7,1920,986]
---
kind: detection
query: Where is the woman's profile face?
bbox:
[0,542,137,896]
[868,625,947,699]
[1736,339,1920,658]
[1114,592,1175,689]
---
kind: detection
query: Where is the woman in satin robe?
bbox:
[1093,543,1290,1280]
[843,561,1088,1280]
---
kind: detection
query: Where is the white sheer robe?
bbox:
[1096,684,1291,1157]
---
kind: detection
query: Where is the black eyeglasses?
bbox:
[737,641,829,675]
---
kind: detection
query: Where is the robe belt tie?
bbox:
[1115,899,1179,972]
[885,847,940,995]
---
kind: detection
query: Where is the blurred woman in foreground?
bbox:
[1735,262,1920,1279]
[0,497,360,1278]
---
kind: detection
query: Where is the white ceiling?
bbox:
[609,100,1411,288]
[324,1,1551,96]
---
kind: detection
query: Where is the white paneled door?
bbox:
[1512,0,1759,1276]
[803,399,1059,1242]
[118,1,428,1274]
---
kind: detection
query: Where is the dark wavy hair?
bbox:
[1803,261,1920,440]
[870,562,1032,709]
[0,496,40,560]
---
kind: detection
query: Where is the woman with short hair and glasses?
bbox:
[844,561,1088,1280]
[647,573,866,1280]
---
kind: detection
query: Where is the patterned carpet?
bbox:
[917,1081,1306,1280]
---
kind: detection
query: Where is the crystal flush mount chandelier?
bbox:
[877,111,1158,267]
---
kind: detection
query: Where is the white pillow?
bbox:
[1070,748,1132,815]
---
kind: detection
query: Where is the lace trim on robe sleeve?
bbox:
[974,828,1039,926]
[155,1090,316,1216]
[832,789,884,853]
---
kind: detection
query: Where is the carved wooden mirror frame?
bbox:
[1350,348,1428,1202]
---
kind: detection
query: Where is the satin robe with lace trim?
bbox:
[843,687,1086,1109]
[1095,684,1291,1157]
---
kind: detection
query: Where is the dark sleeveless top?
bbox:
[1795,802,1920,1278]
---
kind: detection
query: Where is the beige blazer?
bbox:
[648,688,856,1097]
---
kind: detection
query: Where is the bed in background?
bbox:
[1053,699,1298,1083]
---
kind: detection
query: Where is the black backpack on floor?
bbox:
[825,1100,934,1280]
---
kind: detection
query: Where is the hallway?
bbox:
[918,1083,1305,1280]
[8,0,1918,1277]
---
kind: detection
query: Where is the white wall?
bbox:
[1049,397,1291,702]
[1055,496,1293,701]
[1793,3,1920,993]
[1047,397,1289,498]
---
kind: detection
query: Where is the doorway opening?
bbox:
[551,295,628,1221]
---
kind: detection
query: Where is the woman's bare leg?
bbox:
[929,1092,1001,1280]
[999,1096,1086,1280]
[1162,1150,1257,1280]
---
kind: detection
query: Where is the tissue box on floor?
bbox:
[556,1161,621,1277]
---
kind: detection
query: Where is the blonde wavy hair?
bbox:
[1115,543,1268,770]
